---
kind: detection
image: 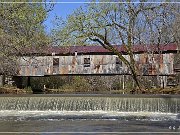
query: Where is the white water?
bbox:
[0,110,177,117]
[0,96,179,113]
[0,96,179,132]
[0,110,178,122]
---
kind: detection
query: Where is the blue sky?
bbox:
[44,1,86,33]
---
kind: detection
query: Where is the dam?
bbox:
[0,95,179,133]
[0,94,180,113]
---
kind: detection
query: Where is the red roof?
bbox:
[23,43,178,55]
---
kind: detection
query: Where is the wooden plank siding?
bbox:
[17,53,176,76]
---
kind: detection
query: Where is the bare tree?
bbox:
[53,1,175,91]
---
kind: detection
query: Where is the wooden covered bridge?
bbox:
[18,44,178,75]
[11,43,179,88]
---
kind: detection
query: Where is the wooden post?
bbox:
[27,76,31,87]
[0,75,4,87]
[123,74,125,90]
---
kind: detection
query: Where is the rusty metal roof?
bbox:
[23,43,178,55]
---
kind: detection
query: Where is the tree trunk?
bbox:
[129,66,142,92]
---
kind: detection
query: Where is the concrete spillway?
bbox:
[0,95,179,113]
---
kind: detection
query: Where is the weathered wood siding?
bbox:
[17,53,175,76]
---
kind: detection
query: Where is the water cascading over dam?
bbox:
[0,95,179,113]
[0,95,180,133]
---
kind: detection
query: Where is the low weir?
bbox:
[0,94,180,132]
[0,94,180,113]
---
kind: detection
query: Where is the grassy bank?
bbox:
[0,85,179,94]
[44,86,180,94]
[0,85,33,94]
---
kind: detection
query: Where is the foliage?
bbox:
[30,76,70,90]
[28,75,180,94]
[24,86,32,90]
[30,76,135,92]
[0,1,53,75]
[112,81,123,90]
[71,76,92,92]
[86,76,114,91]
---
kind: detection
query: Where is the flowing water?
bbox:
[0,94,180,134]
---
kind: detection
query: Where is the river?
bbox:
[0,94,179,134]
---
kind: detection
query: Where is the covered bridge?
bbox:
[11,43,180,88]
[17,44,178,75]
